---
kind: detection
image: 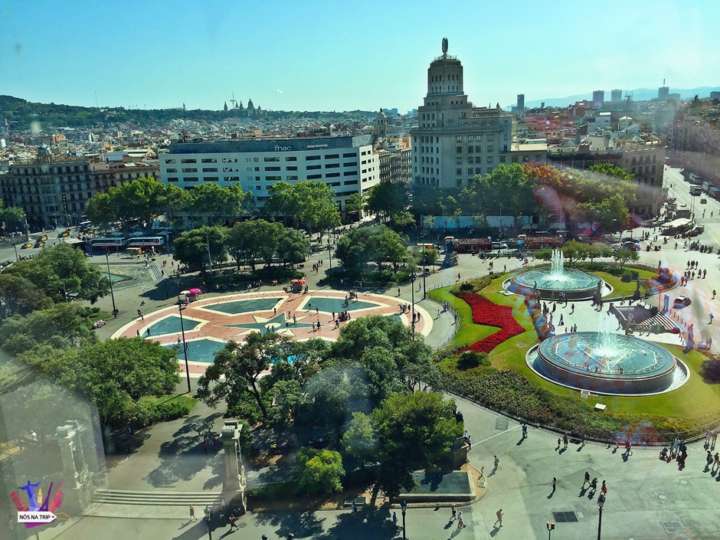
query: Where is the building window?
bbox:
[343,170,358,176]
[205,177,219,181]
[181,159,196,164]
[182,168,197,173]
[201,158,217,163]
[307,165,321,170]
[202,167,218,172]
[167,177,179,182]
[307,174,322,179]
[264,166,281,171]
[325,163,339,169]
[266,176,281,181]
[264,157,280,162]
[325,154,339,159]
[286,166,298,171]
[306,155,321,161]
[166,168,177,173]
[285,156,297,161]
[343,180,358,185]
[327,172,340,178]
[343,152,356,158]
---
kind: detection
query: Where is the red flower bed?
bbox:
[456,292,525,353]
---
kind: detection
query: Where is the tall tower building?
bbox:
[611,89,622,102]
[592,90,605,108]
[410,38,512,190]
[516,94,525,113]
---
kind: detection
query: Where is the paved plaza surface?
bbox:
[114,289,432,376]
[26,166,720,539]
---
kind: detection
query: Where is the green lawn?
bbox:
[596,267,657,300]
[432,272,720,438]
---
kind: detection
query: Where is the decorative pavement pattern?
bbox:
[113,289,432,376]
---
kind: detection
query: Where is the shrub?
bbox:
[294,448,345,496]
[457,351,488,370]
[133,395,196,428]
[459,282,474,292]
[701,359,720,383]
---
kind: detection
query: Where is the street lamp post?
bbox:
[105,249,118,318]
[177,295,192,394]
[422,268,428,300]
[597,493,605,540]
[327,243,333,269]
[400,500,408,540]
[13,242,19,262]
[410,273,416,335]
[546,521,556,540]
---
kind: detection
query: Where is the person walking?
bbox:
[457,513,465,530]
[600,480,607,495]
[189,505,196,522]
[495,508,504,528]
[551,477,557,493]
[563,433,569,450]
[522,423,528,438]
[392,512,398,528]
[450,504,457,522]
[583,471,590,487]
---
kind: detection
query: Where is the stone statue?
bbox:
[442,37,448,55]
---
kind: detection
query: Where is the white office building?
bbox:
[159,135,379,208]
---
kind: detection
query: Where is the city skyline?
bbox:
[1,0,719,112]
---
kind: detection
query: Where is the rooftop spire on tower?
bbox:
[442,37,448,56]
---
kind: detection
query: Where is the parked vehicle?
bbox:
[673,296,692,309]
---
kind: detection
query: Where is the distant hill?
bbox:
[0,95,375,130]
[514,86,720,109]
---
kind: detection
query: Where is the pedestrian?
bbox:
[495,508,503,527]
[713,290,717,300]
[710,313,715,325]
[522,423,528,438]
[563,433,568,449]
[494,454,500,470]
[392,512,398,528]
[450,504,457,522]
[600,480,607,495]
[137,308,144,320]
[189,505,196,521]
[583,471,590,486]
[552,477,557,492]
[457,513,465,530]
[556,437,561,450]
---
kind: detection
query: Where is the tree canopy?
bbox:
[372,391,463,496]
[172,225,228,270]
[0,303,97,355]
[0,274,52,320]
[265,181,341,233]
[6,243,108,303]
[85,176,177,230]
[0,203,27,233]
[181,183,248,225]
[24,338,178,426]
[366,182,409,220]
[335,225,409,274]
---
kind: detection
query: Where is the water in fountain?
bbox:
[593,314,627,372]
[549,249,567,281]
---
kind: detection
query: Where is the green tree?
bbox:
[197,332,287,421]
[335,225,409,274]
[0,303,96,355]
[372,392,463,496]
[183,183,247,225]
[367,182,409,221]
[6,243,108,302]
[589,162,634,181]
[344,192,366,218]
[0,204,27,232]
[85,176,174,230]
[227,220,284,270]
[277,227,310,266]
[32,338,178,426]
[294,448,345,496]
[266,181,340,233]
[578,194,629,232]
[461,164,534,218]
[0,274,52,319]
[173,225,228,271]
[613,246,638,269]
[341,412,377,467]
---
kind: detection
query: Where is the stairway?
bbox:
[93,488,222,506]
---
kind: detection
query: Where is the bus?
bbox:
[90,237,127,250]
[126,236,165,249]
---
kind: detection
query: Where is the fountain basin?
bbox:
[508,267,604,300]
[530,332,683,395]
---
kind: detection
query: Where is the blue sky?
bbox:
[1,0,718,112]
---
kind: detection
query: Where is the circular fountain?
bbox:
[527,318,686,395]
[508,249,605,300]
